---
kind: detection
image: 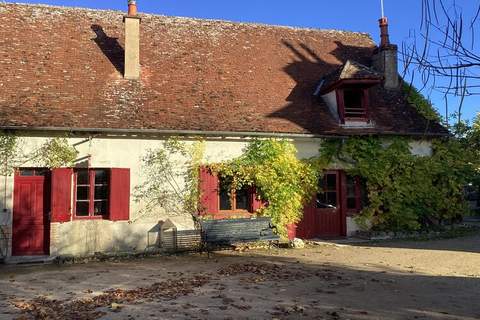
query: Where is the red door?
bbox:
[12,170,50,256]
[297,171,346,239]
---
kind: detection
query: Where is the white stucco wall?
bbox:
[0,134,433,258]
[321,91,339,122]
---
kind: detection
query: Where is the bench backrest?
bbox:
[199,217,277,244]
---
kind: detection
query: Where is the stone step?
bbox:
[4,255,56,265]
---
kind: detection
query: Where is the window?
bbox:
[17,168,49,176]
[346,176,368,214]
[317,173,338,208]
[343,89,367,119]
[75,169,109,218]
[219,177,250,212]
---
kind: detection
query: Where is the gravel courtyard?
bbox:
[1,234,480,320]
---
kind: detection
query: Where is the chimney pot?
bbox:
[373,16,399,90]
[128,0,137,16]
[379,17,390,48]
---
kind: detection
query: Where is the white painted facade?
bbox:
[0,133,433,258]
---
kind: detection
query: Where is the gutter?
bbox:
[0,126,448,139]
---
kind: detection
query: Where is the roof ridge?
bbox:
[2,2,374,39]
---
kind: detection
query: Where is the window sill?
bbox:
[212,211,254,219]
[73,215,107,221]
[340,120,375,128]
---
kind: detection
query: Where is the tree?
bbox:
[402,0,480,124]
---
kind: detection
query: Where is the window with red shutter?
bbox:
[74,169,110,219]
[345,175,368,215]
[250,187,265,212]
[198,167,219,215]
[51,168,73,223]
[109,168,130,221]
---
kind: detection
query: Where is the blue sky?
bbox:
[5,0,479,122]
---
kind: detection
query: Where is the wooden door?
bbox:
[297,171,346,239]
[12,170,50,256]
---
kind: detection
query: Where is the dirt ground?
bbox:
[1,234,480,320]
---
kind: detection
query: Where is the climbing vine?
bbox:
[0,133,19,176]
[134,138,205,219]
[323,136,476,231]
[403,82,443,122]
[34,137,78,169]
[209,139,321,237]
[0,133,78,175]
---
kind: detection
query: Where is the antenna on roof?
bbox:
[381,0,385,18]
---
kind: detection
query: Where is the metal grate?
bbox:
[161,229,202,252]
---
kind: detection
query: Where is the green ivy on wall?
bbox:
[0,133,78,175]
[209,139,321,237]
[35,137,78,169]
[134,138,205,220]
[324,136,476,231]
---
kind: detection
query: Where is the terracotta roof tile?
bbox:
[0,3,447,136]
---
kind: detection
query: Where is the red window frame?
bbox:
[15,168,50,177]
[218,177,250,214]
[73,169,109,220]
[336,87,370,123]
[345,176,366,215]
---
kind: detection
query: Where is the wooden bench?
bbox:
[198,217,280,250]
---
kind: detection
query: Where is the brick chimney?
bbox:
[124,0,141,80]
[372,17,399,90]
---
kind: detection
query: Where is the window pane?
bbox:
[347,197,357,210]
[76,201,89,216]
[77,170,89,185]
[326,192,337,207]
[344,89,362,108]
[35,168,49,176]
[77,186,90,200]
[326,174,336,190]
[94,201,107,216]
[94,186,108,200]
[235,188,249,210]
[316,192,327,208]
[95,170,108,185]
[219,188,232,210]
[19,169,34,176]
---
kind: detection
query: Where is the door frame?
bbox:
[12,168,51,256]
[297,170,347,239]
[318,170,347,238]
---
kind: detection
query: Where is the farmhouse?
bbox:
[0,1,447,260]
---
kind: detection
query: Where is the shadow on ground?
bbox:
[0,241,479,320]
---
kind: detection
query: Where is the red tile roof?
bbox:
[0,3,447,136]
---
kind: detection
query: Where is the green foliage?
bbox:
[209,139,320,237]
[36,137,78,168]
[0,133,19,176]
[329,136,475,231]
[0,133,78,175]
[134,138,205,219]
[403,82,442,122]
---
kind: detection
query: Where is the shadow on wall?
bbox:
[267,40,374,133]
[52,222,147,257]
[52,220,201,257]
[91,24,125,75]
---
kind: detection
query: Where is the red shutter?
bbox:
[51,168,73,223]
[109,168,131,221]
[250,187,264,212]
[199,166,219,215]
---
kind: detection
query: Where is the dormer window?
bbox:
[336,87,370,123]
[316,60,382,126]
[344,89,366,118]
